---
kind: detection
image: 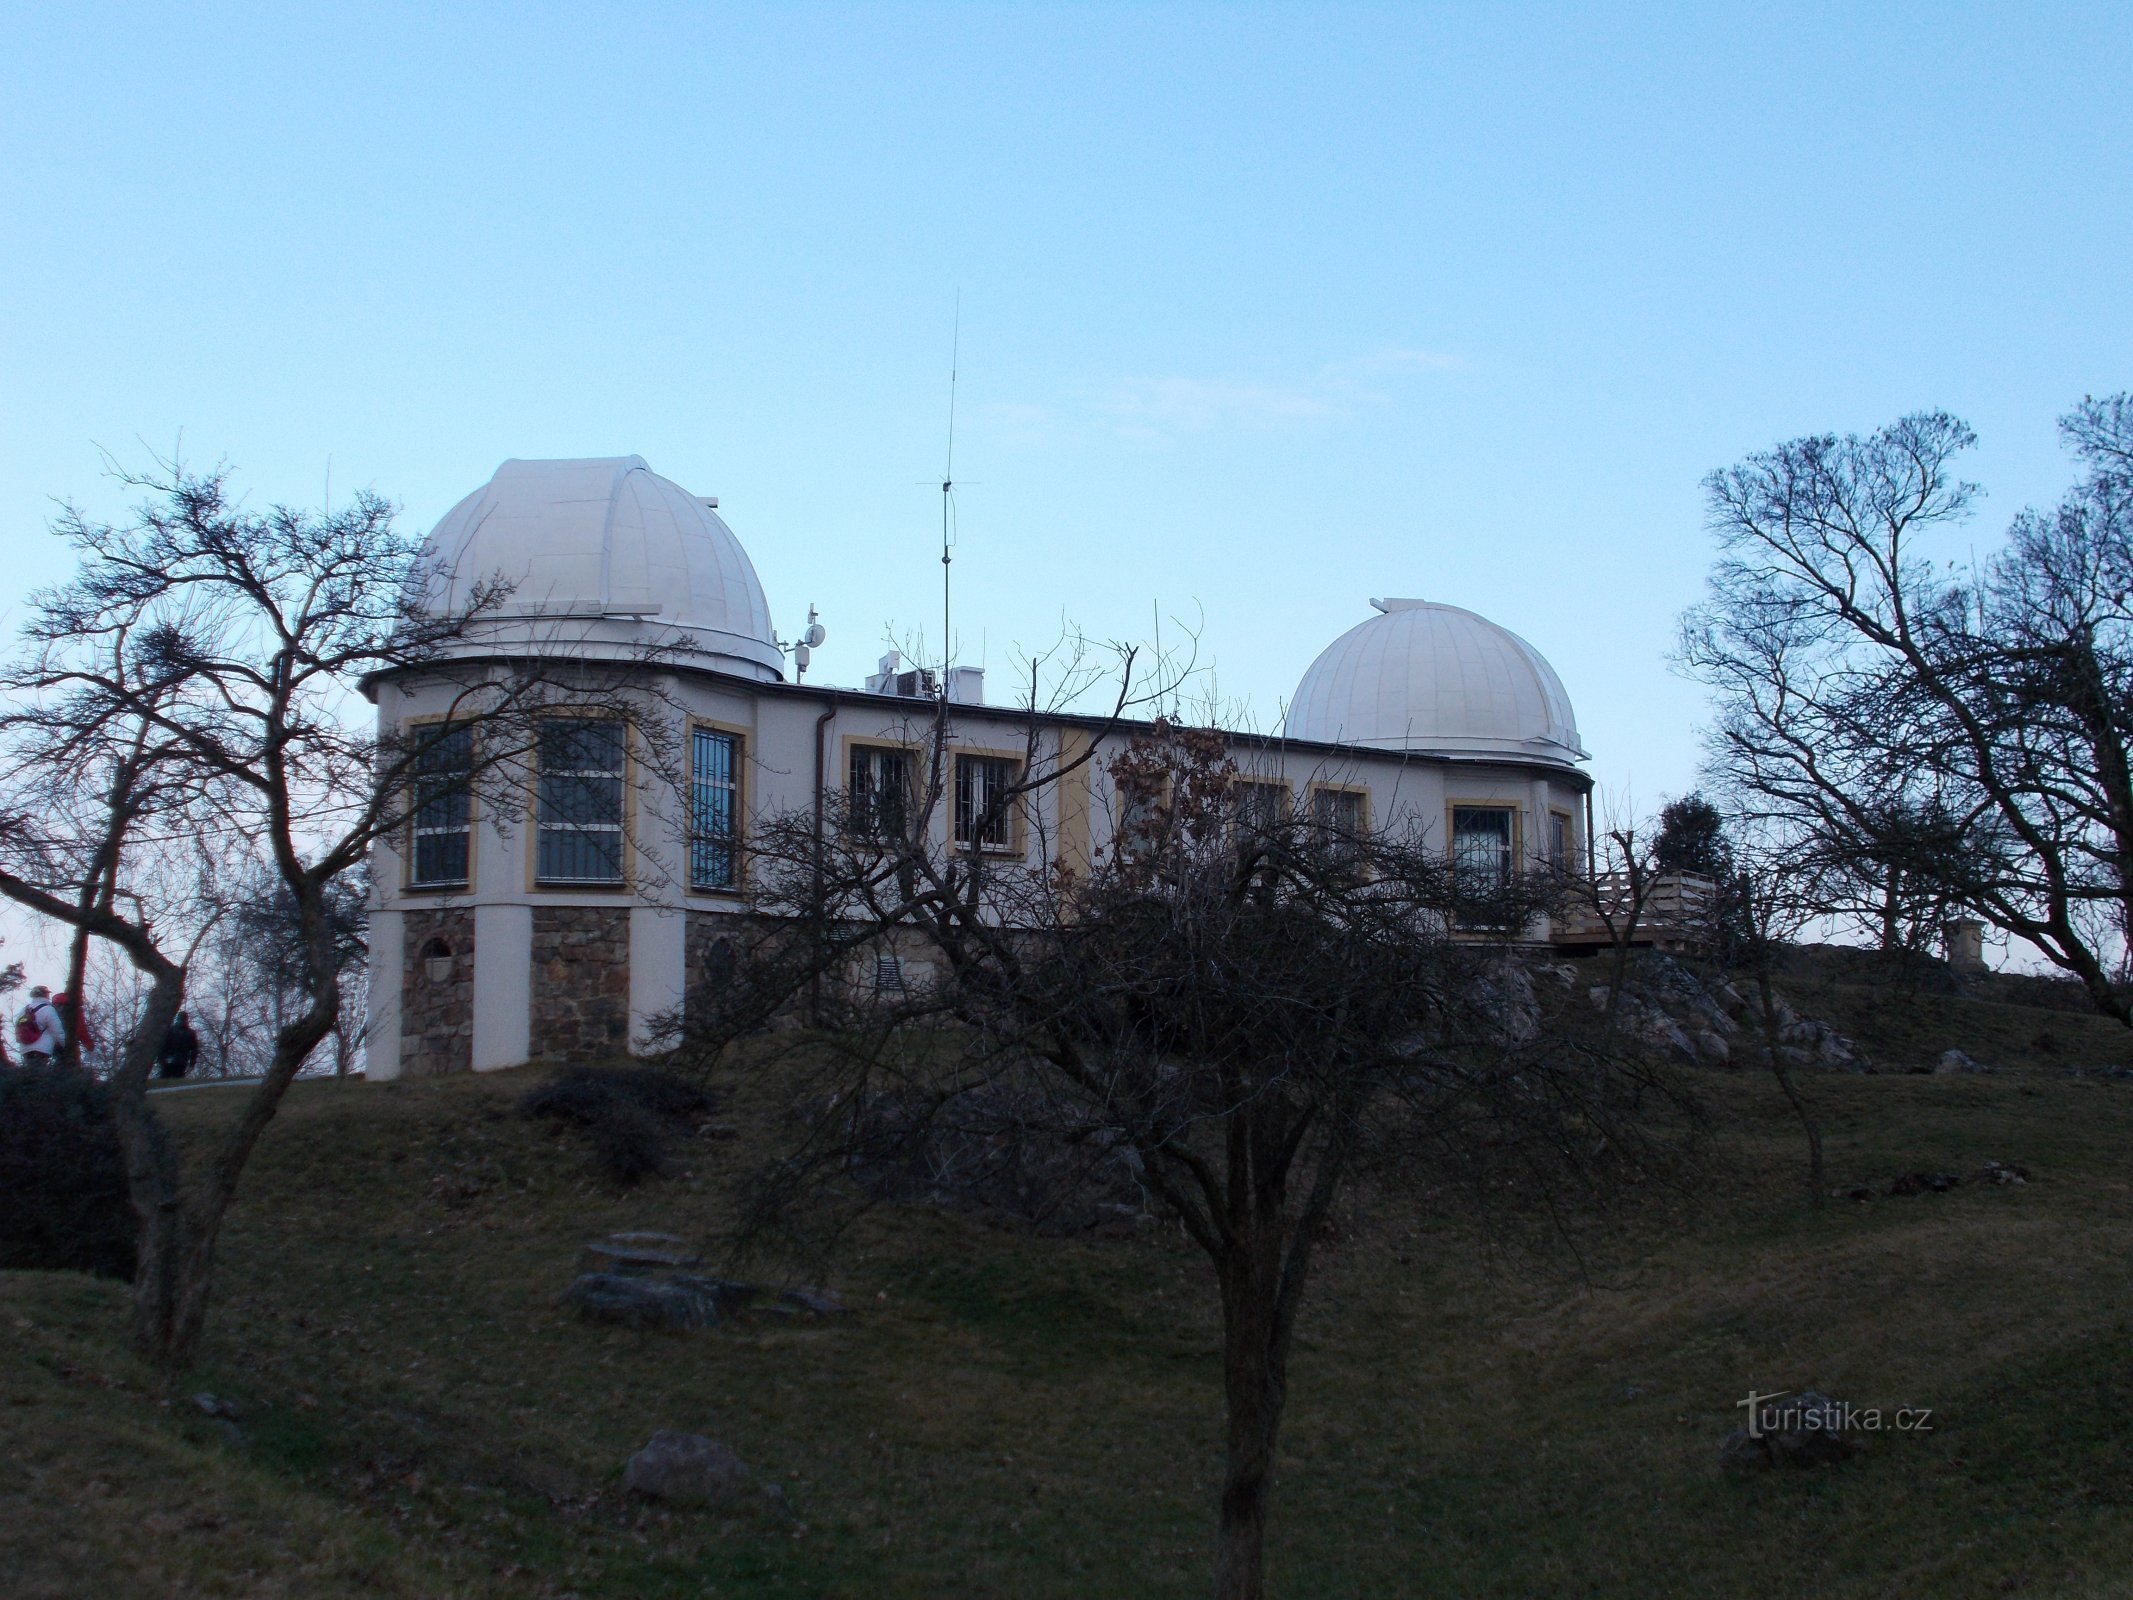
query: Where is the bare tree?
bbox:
[1569,812,1669,1053]
[680,704,1691,1600]
[0,458,681,1368]
[1679,398,2133,1019]
[1722,823,1827,1202]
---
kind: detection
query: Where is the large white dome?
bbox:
[414,456,783,679]
[1286,598,1585,765]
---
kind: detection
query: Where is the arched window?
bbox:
[422,937,454,983]
[702,936,735,987]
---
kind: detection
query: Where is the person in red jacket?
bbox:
[51,990,95,1067]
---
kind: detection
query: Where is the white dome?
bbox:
[1286,598,1586,765]
[414,456,782,679]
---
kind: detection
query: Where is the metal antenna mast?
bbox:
[940,295,960,698]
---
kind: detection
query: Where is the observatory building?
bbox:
[367,456,1592,1077]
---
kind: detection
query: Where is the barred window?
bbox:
[410,725,473,887]
[955,754,1017,850]
[536,719,627,884]
[1453,806,1516,890]
[1115,774,1168,860]
[847,746,911,840]
[690,728,742,890]
[1232,779,1288,839]
[1549,810,1571,867]
[1312,787,1366,859]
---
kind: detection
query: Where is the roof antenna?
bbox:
[940,294,960,700]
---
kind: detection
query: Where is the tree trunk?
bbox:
[1213,1233,1286,1600]
[128,1197,220,1369]
[102,965,193,1366]
[1755,965,1823,1204]
[60,923,90,1073]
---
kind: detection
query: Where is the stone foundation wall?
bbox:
[530,906,631,1061]
[401,908,474,1076]
[686,911,746,996]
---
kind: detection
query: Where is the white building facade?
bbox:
[366,457,1593,1078]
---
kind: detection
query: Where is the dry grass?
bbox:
[10,983,2133,1596]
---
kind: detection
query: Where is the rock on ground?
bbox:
[561,1272,728,1330]
[1720,1390,1861,1472]
[622,1431,753,1506]
[579,1231,704,1275]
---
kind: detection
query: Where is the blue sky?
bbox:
[4,2,2129,835]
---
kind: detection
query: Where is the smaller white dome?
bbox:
[415,456,783,679]
[1286,598,1585,765]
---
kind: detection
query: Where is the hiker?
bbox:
[14,986,65,1064]
[157,1009,201,1080]
[51,989,95,1064]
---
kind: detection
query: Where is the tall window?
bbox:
[1115,773,1168,860]
[1549,810,1571,869]
[536,718,627,884]
[410,724,473,887]
[690,727,741,890]
[1232,779,1288,840]
[955,754,1017,850]
[848,746,910,840]
[1312,787,1366,863]
[1453,806,1516,891]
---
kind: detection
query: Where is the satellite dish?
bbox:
[805,621,826,648]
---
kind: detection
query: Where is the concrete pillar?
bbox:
[1945,918,1987,973]
[366,909,404,1080]
[629,906,687,1055]
[471,904,533,1071]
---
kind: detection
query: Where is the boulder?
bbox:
[1475,958,1541,1045]
[777,1286,851,1317]
[1764,1391,1861,1467]
[1722,1390,1860,1472]
[1980,1159,2031,1185]
[1888,1170,1961,1196]
[561,1272,726,1330]
[579,1232,703,1275]
[622,1431,752,1506]
[1777,1017,1867,1071]
[1934,1049,1993,1075]
[673,1275,766,1318]
[1718,1427,1772,1473]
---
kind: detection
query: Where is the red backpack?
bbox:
[14,1006,43,1047]
[52,993,93,1052]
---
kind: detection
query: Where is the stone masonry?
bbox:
[686,910,742,996]
[400,907,474,1076]
[531,906,631,1061]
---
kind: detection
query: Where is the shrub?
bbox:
[520,1066,715,1185]
[0,1065,136,1279]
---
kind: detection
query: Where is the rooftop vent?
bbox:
[865,652,984,705]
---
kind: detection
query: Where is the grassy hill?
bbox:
[9,971,2133,1597]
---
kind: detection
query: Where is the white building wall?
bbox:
[471,904,532,1070]
[370,666,1597,1077]
[366,909,404,1080]
[629,907,687,1053]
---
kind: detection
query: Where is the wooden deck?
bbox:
[1550,870,1720,954]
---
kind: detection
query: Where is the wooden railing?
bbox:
[1551,870,1720,951]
